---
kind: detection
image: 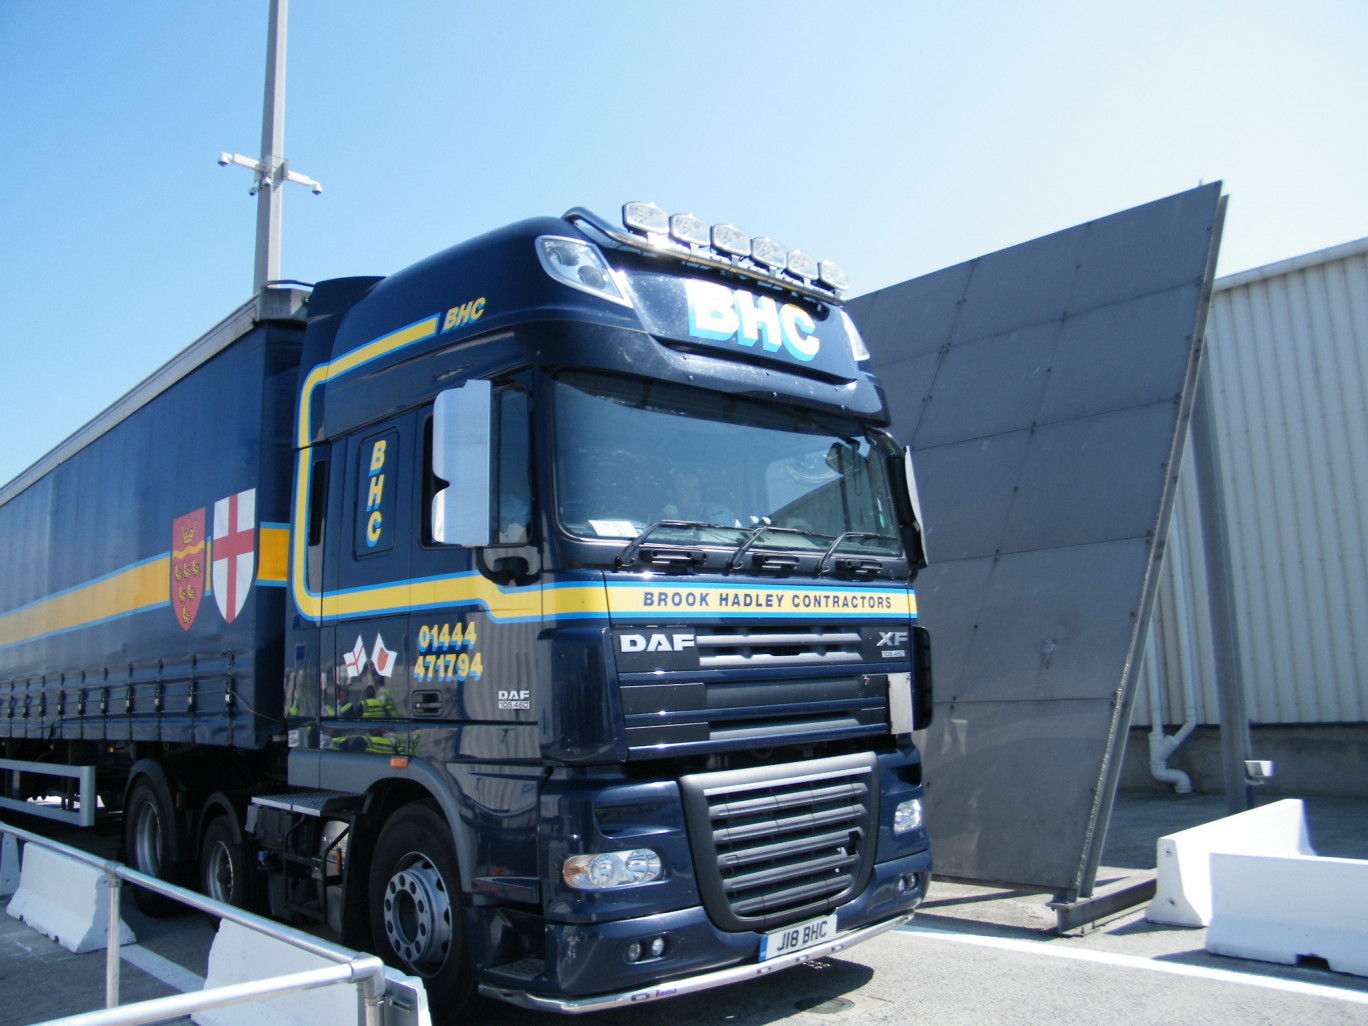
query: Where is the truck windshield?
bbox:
[551,372,902,561]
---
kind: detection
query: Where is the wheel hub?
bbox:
[382,857,453,973]
[205,841,234,901]
[133,803,163,876]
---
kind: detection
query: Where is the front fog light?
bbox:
[625,935,669,963]
[563,848,664,891]
[893,798,923,835]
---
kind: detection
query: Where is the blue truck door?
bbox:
[409,385,539,725]
[323,415,414,755]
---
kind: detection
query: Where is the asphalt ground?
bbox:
[2,792,1365,1026]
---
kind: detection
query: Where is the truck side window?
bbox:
[354,430,399,556]
[306,457,327,593]
[495,389,532,544]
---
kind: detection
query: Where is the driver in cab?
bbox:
[662,469,738,527]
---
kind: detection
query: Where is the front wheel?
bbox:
[368,802,475,1013]
[200,814,262,911]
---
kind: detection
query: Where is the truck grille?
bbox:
[622,673,889,757]
[679,753,878,932]
[694,626,864,669]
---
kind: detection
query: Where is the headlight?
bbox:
[563,848,664,890]
[893,798,923,835]
[537,235,632,307]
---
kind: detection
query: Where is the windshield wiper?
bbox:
[817,532,900,576]
[728,525,823,571]
[616,520,721,568]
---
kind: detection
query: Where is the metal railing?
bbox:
[0,760,97,827]
[0,818,427,1026]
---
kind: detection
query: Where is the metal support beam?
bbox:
[1190,368,1255,813]
[1049,870,1158,934]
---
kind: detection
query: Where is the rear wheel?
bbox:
[123,779,179,915]
[368,802,475,1013]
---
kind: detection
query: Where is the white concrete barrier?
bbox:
[1206,851,1368,977]
[5,843,135,953]
[193,919,358,1026]
[0,833,19,898]
[1146,798,1312,927]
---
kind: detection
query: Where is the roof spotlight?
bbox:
[818,260,849,292]
[623,201,668,235]
[787,250,819,281]
[669,213,710,248]
[750,237,787,269]
[711,224,750,257]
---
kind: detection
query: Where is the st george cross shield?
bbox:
[213,488,257,624]
[171,508,206,630]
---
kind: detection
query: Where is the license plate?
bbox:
[759,913,839,962]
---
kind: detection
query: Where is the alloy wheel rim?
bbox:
[382,853,453,975]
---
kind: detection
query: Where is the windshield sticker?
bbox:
[589,519,640,538]
[685,280,820,363]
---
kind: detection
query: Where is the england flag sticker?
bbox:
[344,636,367,679]
[212,488,256,624]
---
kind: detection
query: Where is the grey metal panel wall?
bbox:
[852,184,1224,890]
[1143,239,1368,728]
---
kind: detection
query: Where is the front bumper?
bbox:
[479,848,930,1012]
[482,913,912,1013]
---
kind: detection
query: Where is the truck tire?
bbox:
[368,802,475,1012]
[123,778,179,916]
[200,814,261,911]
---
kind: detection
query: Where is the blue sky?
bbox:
[2,1,1365,488]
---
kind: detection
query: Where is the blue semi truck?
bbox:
[0,204,932,1014]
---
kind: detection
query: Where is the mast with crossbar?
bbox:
[218,0,321,294]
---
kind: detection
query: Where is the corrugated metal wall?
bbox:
[1137,238,1368,727]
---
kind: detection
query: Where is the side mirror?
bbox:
[432,380,494,546]
[886,446,928,570]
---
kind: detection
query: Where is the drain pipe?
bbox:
[1146,640,1195,793]
[1146,516,1200,793]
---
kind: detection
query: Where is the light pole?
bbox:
[218,0,321,294]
